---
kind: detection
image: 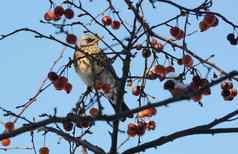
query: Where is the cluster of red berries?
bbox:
[221,81,237,101]
[1,122,14,147]
[199,13,219,32]
[177,54,193,67]
[62,112,95,132]
[48,72,72,94]
[127,120,156,137]
[227,33,238,45]
[102,16,121,30]
[39,147,49,154]
[170,26,185,40]
[44,6,74,21]
[189,76,211,102]
[164,76,211,102]
[94,80,112,94]
[147,65,175,81]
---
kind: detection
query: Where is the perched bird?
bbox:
[73,34,132,119]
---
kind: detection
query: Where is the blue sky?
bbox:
[0,0,238,154]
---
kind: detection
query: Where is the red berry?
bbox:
[48,72,58,81]
[39,147,49,154]
[111,20,121,30]
[63,121,73,131]
[127,123,138,137]
[89,107,99,118]
[192,94,202,102]
[170,27,184,40]
[66,34,77,44]
[204,14,217,27]
[54,6,64,17]
[102,16,112,26]
[142,49,151,58]
[64,82,73,94]
[4,122,14,132]
[147,120,156,130]
[136,121,146,136]
[182,55,193,67]
[132,86,141,96]
[199,21,210,32]
[153,64,166,75]
[64,8,74,19]
[44,10,56,21]
[229,88,237,97]
[1,138,11,147]
[221,81,233,90]
[53,76,68,90]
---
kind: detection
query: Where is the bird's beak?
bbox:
[95,35,103,43]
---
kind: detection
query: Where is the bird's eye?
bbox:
[86,38,94,42]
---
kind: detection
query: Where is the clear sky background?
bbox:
[0,0,238,154]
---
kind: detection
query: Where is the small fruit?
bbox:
[39,147,49,154]
[54,6,64,17]
[48,72,58,81]
[221,81,233,90]
[111,20,121,30]
[4,122,14,132]
[132,86,141,96]
[142,49,151,58]
[170,26,184,40]
[182,55,193,67]
[136,121,146,136]
[63,121,73,131]
[227,33,235,41]
[199,21,210,32]
[44,10,56,21]
[138,107,157,118]
[153,65,166,75]
[192,94,202,102]
[64,82,73,94]
[53,76,68,90]
[102,16,112,26]
[147,120,156,130]
[66,34,77,44]
[204,14,217,27]
[1,138,11,147]
[78,121,90,128]
[221,89,230,97]
[230,89,237,97]
[89,107,99,117]
[64,8,74,19]
[230,38,238,45]
[127,123,138,137]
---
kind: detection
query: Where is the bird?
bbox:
[73,34,132,119]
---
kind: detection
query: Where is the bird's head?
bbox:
[77,34,101,47]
